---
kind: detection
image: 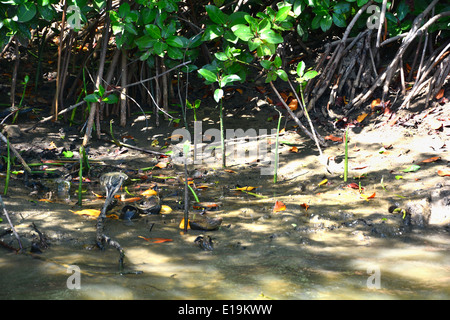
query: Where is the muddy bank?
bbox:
[0,99,449,299]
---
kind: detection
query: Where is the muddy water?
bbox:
[1,121,449,299]
[1,211,449,300]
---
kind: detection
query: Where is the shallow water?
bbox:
[1,207,449,300]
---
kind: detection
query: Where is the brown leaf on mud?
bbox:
[255,86,266,94]
[437,169,450,177]
[233,186,256,191]
[371,98,381,109]
[138,236,173,243]
[121,197,142,203]
[70,209,101,218]
[435,88,444,100]
[288,98,298,111]
[324,135,343,142]
[300,203,309,211]
[421,156,441,163]
[273,200,286,213]
[360,192,376,201]
[429,119,443,130]
[154,162,168,169]
[357,113,369,123]
[346,183,362,190]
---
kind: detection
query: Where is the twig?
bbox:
[269,81,326,148]
[0,195,23,252]
[0,131,31,174]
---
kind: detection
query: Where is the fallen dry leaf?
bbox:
[346,183,362,190]
[160,205,173,214]
[371,98,381,109]
[437,169,450,177]
[360,192,376,201]
[357,113,369,123]
[435,88,444,100]
[421,156,441,163]
[138,236,173,243]
[288,98,298,111]
[289,146,299,153]
[300,203,309,211]
[121,197,142,203]
[232,186,256,191]
[179,218,191,230]
[70,209,101,218]
[273,200,286,213]
[141,188,158,196]
[324,135,343,142]
[154,162,168,169]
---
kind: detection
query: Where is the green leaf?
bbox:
[231,24,254,41]
[146,24,161,39]
[275,6,292,22]
[62,151,74,158]
[402,164,421,172]
[357,0,370,6]
[220,74,241,87]
[275,69,288,81]
[320,14,333,32]
[303,70,318,81]
[274,56,282,68]
[296,61,305,77]
[205,5,226,25]
[102,94,119,104]
[166,35,184,48]
[118,2,130,18]
[260,59,272,70]
[167,46,183,60]
[37,4,55,21]
[203,24,224,41]
[214,88,224,102]
[135,35,156,49]
[98,84,105,97]
[248,38,262,51]
[332,12,347,28]
[17,3,37,22]
[334,2,351,14]
[215,52,228,61]
[141,7,157,24]
[84,93,100,103]
[256,43,276,56]
[397,0,410,21]
[124,23,138,36]
[198,68,218,83]
[259,29,284,44]
[152,40,165,56]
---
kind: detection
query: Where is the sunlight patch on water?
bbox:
[79,284,135,300]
